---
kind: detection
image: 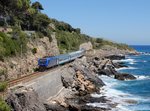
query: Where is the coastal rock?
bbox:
[80,105,111,111]
[73,64,105,88]
[105,55,125,60]
[66,97,111,111]
[112,62,128,68]
[98,69,114,77]
[61,65,104,96]
[44,103,66,111]
[114,73,136,80]
[6,87,46,111]
[78,95,109,104]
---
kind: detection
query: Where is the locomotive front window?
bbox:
[39,59,47,64]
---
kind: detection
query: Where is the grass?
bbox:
[0,98,11,111]
[0,82,7,92]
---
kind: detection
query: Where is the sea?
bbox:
[89,45,150,111]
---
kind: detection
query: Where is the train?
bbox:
[38,49,85,69]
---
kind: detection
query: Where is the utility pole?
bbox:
[18,44,22,78]
[21,44,23,59]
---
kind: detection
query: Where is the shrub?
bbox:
[0,69,7,76]
[32,48,37,54]
[36,31,44,38]
[0,82,7,92]
[0,98,11,111]
[41,28,52,42]
[56,31,90,53]
[0,30,28,59]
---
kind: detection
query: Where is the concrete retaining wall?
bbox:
[23,67,64,100]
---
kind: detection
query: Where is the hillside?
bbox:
[0,0,135,80]
[49,18,134,53]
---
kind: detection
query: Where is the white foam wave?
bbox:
[91,76,145,110]
[143,60,147,63]
[115,67,137,71]
[116,104,132,111]
[140,52,150,56]
[135,75,150,80]
[113,58,135,63]
[86,103,111,109]
[113,58,137,65]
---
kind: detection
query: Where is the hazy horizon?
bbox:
[32,0,150,45]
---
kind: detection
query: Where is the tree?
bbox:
[33,13,50,31]
[75,28,81,34]
[0,0,12,26]
[0,0,31,26]
[32,1,43,12]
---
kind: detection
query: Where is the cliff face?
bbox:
[0,32,59,80]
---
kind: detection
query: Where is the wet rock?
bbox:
[79,95,109,104]
[114,73,136,80]
[80,105,111,111]
[112,62,128,68]
[44,103,66,111]
[6,87,46,111]
[123,99,138,104]
[66,97,110,111]
[97,64,117,77]
[105,55,125,60]
[98,69,114,77]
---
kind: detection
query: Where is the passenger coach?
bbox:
[38,49,85,69]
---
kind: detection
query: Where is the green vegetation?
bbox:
[0,69,7,79]
[0,0,53,60]
[91,38,133,50]
[0,30,27,60]
[0,82,7,92]
[50,18,133,53]
[0,0,133,56]
[51,19,81,33]
[0,98,10,111]
[32,47,37,54]
[56,31,90,53]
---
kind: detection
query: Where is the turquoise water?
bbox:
[91,46,150,110]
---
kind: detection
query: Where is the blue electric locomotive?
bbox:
[38,49,85,69]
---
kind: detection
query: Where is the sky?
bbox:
[32,0,150,45]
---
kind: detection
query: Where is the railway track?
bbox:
[0,65,65,99]
[7,65,62,88]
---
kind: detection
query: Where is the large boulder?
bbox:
[114,73,136,80]
[112,62,128,68]
[73,65,105,88]
[44,103,66,111]
[79,42,93,51]
[6,87,46,111]
[105,55,125,60]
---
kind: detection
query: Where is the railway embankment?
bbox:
[6,49,137,111]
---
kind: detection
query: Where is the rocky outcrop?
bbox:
[79,42,93,51]
[88,55,136,81]
[105,55,125,60]
[61,59,105,96]
[115,73,136,80]
[6,87,46,111]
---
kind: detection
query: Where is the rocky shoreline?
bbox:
[6,51,137,111]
